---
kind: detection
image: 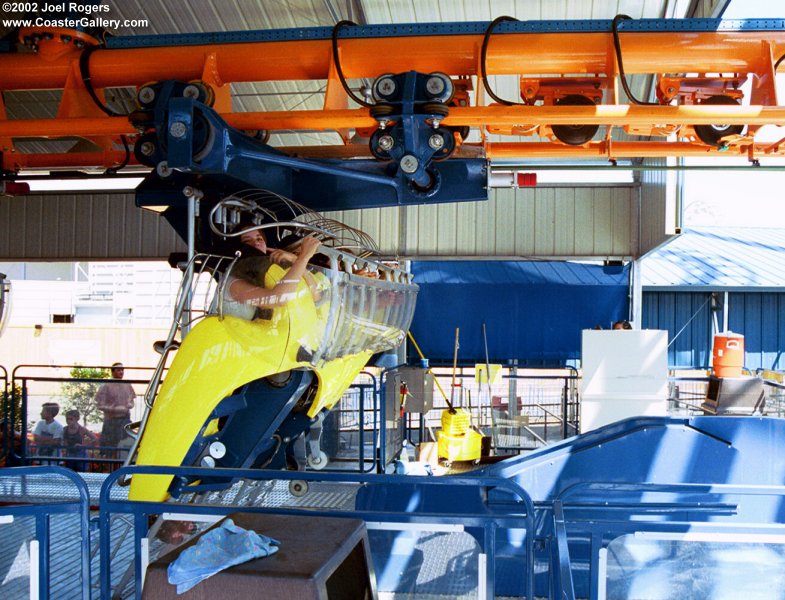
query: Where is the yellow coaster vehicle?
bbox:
[128,207,418,502]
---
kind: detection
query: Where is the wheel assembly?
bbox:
[694,95,744,146]
[306,450,328,470]
[289,479,309,497]
[552,94,600,146]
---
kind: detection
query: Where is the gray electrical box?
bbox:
[398,367,434,413]
[701,376,766,415]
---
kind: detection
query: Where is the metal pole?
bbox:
[182,191,199,338]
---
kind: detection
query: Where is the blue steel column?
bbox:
[35,512,50,600]
[134,511,150,598]
[589,531,603,599]
[482,523,497,600]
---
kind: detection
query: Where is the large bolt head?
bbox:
[137,86,155,105]
[378,135,394,151]
[375,77,396,98]
[399,154,419,174]
[139,141,156,157]
[156,161,172,178]
[169,121,188,139]
[428,134,445,150]
[183,84,201,100]
[426,75,446,96]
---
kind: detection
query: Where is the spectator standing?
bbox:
[95,362,136,456]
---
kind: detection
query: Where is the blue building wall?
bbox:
[643,291,785,371]
[728,292,785,371]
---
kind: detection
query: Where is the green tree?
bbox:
[60,367,109,425]
[3,383,23,432]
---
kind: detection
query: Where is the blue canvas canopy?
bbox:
[409,261,630,365]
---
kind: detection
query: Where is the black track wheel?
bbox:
[370,102,395,119]
[694,95,744,146]
[552,94,600,146]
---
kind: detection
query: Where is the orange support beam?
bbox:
[2,20,785,168]
[3,105,784,139]
[1,30,784,90]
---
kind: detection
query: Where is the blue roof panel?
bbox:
[642,227,785,290]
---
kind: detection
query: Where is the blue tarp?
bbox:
[409,261,630,365]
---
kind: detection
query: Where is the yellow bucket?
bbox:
[437,429,483,463]
[441,408,471,435]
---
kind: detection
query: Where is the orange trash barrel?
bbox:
[713,332,744,378]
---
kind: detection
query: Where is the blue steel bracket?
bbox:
[367,71,459,192]
[132,82,487,212]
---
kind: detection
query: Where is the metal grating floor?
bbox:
[1,472,528,599]
[0,471,127,506]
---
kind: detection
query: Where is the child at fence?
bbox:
[63,409,98,471]
[32,402,64,462]
[0,418,23,467]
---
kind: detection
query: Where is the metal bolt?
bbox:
[182,186,204,200]
[426,75,446,96]
[183,84,201,100]
[399,154,419,174]
[432,119,441,129]
[200,455,216,468]
[377,135,394,151]
[208,441,226,459]
[138,86,155,105]
[378,119,389,130]
[169,121,188,139]
[376,77,396,97]
[139,141,156,157]
[428,134,445,150]
[156,161,172,178]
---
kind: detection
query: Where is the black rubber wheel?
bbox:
[370,102,396,119]
[133,132,159,167]
[430,126,456,161]
[186,80,215,107]
[421,102,450,118]
[369,129,393,161]
[694,95,744,146]
[191,109,216,163]
[552,94,600,146]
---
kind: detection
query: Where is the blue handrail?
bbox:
[0,466,92,600]
[99,464,535,600]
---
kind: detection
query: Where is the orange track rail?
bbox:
[1,25,784,168]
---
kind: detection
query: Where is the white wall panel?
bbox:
[0,193,184,261]
[326,185,637,260]
[639,158,678,256]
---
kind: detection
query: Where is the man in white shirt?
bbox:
[33,402,64,458]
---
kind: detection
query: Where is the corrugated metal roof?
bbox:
[642,227,785,290]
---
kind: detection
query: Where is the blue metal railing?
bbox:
[99,465,535,600]
[0,466,92,600]
[549,480,785,600]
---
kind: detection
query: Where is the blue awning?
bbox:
[410,261,630,365]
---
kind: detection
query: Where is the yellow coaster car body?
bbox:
[130,262,417,502]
